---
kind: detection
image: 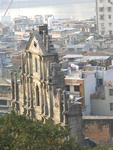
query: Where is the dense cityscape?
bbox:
[0,0,113,149]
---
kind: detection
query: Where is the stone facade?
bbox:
[20,25,65,121]
[11,25,83,143]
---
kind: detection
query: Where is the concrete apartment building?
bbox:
[63,52,113,116]
[65,70,96,115]
[96,0,113,36]
[91,81,113,115]
[0,80,11,115]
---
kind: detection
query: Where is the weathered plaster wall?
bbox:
[83,117,113,145]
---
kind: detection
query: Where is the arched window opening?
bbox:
[26,60,29,74]
[36,86,40,106]
[34,41,37,47]
[35,58,38,72]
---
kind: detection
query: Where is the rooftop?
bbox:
[83,116,113,120]
[63,54,83,59]
[0,78,11,86]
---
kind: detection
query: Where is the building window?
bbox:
[97,79,103,86]
[100,15,104,20]
[109,89,113,96]
[101,23,104,27]
[34,41,37,47]
[110,103,113,111]
[109,30,112,35]
[74,85,80,92]
[101,30,105,35]
[35,58,38,72]
[0,100,7,105]
[99,7,104,12]
[65,85,70,91]
[36,86,40,106]
[109,23,112,26]
[27,60,29,74]
[108,15,112,19]
[101,23,105,29]
[108,7,112,12]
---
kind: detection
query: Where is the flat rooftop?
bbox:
[83,116,113,120]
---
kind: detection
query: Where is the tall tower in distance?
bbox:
[96,0,113,37]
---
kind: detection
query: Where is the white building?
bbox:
[0,82,11,115]
[96,0,113,36]
[84,72,97,115]
[91,81,113,115]
[65,70,97,115]
[64,66,113,115]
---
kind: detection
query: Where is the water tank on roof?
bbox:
[70,64,79,71]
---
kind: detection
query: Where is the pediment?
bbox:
[26,35,45,56]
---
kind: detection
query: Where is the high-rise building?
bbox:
[96,0,113,36]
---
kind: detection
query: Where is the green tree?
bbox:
[0,112,79,150]
[0,112,110,150]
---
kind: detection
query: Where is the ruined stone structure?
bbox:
[11,25,83,143]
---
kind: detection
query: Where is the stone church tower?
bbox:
[11,25,83,143]
[19,24,64,122]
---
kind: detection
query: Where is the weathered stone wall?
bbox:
[83,117,113,145]
[68,103,83,143]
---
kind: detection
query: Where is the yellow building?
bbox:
[65,75,84,107]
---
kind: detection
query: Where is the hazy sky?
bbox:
[0,0,95,4]
[0,0,95,19]
[0,0,95,8]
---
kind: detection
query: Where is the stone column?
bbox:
[11,72,15,100]
[53,89,62,124]
[39,56,42,80]
[39,82,44,114]
[11,72,15,111]
[29,77,34,119]
[44,83,48,116]
[21,52,27,115]
[26,78,29,107]
[28,52,30,75]
[21,52,24,73]
[28,52,31,75]
[23,75,27,115]
[48,85,53,118]
[42,57,45,80]
[43,57,47,81]
[67,102,83,144]
[14,72,19,113]
[63,91,69,125]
